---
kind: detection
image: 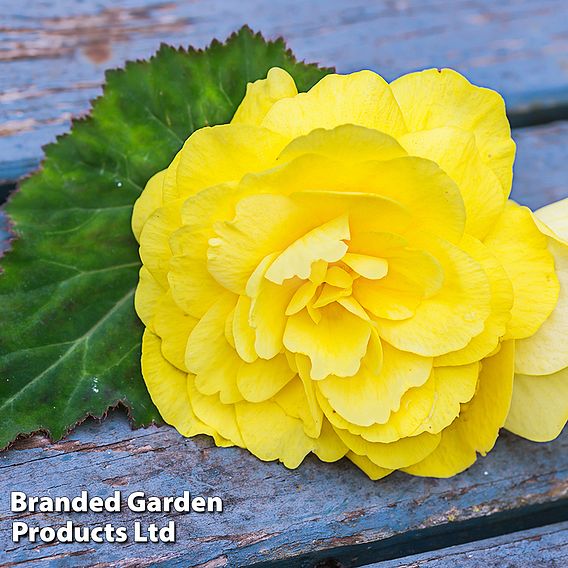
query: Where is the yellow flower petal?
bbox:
[139,198,184,286]
[335,427,441,470]
[505,368,568,442]
[534,196,568,241]
[317,342,433,427]
[325,265,351,285]
[352,246,444,320]
[278,123,407,164]
[263,70,407,139]
[343,253,388,280]
[403,340,515,477]
[391,68,515,195]
[142,331,223,442]
[347,452,392,480]
[132,169,165,241]
[265,215,350,284]
[284,303,372,380]
[313,420,349,462]
[161,151,182,203]
[186,296,243,404]
[169,184,240,318]
[317,343,435,432]
[399,126,504,238]
[134,267,165,332]
[515,237,568,375]
[231,67,298,126]
[169,250,233,320]
[321,361,476,445]
[291,189,412,236]
[376,236,491,356]
[237,355,295,403]
[232,295,257,363]
[208,193,313,294]
[484,201,559,339]
[255,156,465,244]
[275,376,323,438]
[235,399,314,468]
[187,376,244,447]
[153,291,197,371]
[249,260,300,359]
[174,124,287,200]
[436,234,513,366]
[353,284,420,321]
[411,363,479,436]
[312,283,351,309]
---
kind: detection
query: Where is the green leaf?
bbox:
[0,27,332,449]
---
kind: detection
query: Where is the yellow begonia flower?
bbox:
[132,67,568,478]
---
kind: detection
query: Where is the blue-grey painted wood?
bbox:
[369,521,568,567]
[2,3,568,565]
[2,0,568,182]
[511,121,568,209]
[0,412,566,567]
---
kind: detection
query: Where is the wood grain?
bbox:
[0,412,566,567]
[2,0,568,182]
[371,521,568,567]
[511,121,568,209]
[2,2,568,565]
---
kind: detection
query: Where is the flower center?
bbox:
[285,255,388,324]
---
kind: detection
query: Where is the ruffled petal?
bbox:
[284,303,372,380]
[484,201,559,339]
[505,368,568,442]
[436,235,513,366]
[142,330,225,442]
[186,296,243,404]
[249,255,300,359]
[391,68,515,195]
[335,428,441,469]
[262,70,407,139]
[317,342,431,427]
[237,355,295,403]
[515,237,568,375]
[376,236,491,356]
[231,67,298,126]
[139,198,184,286]
[534,196,568,241]
[208,194,314,294]
[169,184,240,318]
[278,124,407,164]
[265,215,350,284]
[275,376,323,438]
[235,399,314,468]
[134,267,165,332]
[243,155,465,243]
[399,127,504,239]
[132,169,165,241]
[313,420,349,462]
[187,377,244,447]
[347,452,392,480]
[153,291,197,371]
[403,340,514,477]
[174,124,287,200]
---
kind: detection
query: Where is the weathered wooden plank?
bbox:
[511,121,568,209]
[2,0,568,181]
[0,412,566,567]
[2,3,568,565]
[370,521,568,567]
